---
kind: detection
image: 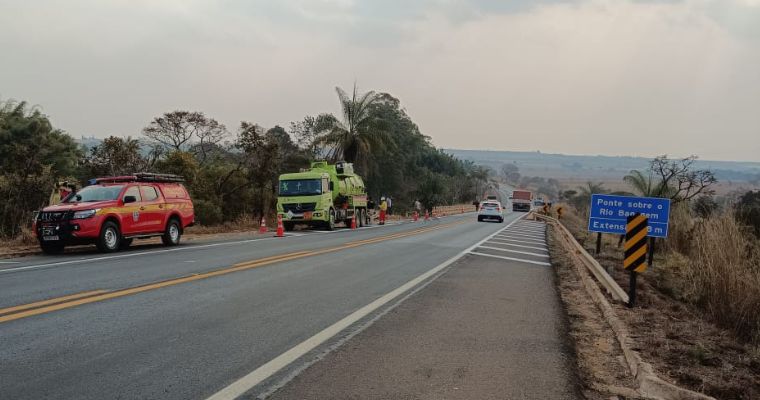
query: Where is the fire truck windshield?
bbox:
[64,185,125,203]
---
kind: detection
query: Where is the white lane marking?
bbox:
[486,240,548,251]
[495,235,546,244]
[0,261,21,264]
[205,214,525,400]
[0,236,281,274]
[477,245,549,258]
[501,233,545,241]
[468,251,551,266]
[501,231,545,239]
[508,227,545,233]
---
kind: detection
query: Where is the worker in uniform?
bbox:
[379,196,388,225]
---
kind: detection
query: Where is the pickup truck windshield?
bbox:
[279,179,322,196]
[64,185,125,203]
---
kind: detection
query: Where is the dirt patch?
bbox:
[549,228,639,399]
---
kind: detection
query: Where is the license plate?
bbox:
[43,235,60,241]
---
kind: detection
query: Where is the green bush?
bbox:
[193,199,224,226]
[735,190,760,238]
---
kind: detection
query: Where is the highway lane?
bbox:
[0,219,447,309]
[0,212,522,400]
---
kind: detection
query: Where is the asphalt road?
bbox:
[0,213,529,400]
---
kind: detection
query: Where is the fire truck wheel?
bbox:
[162,218,182,246]
[97,221,121,253]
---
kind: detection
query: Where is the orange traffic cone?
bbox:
[413,211,419,222]
[351,213,357,229]
[259,217,268,234]
[276,214,284,237]
[424,210,430,221]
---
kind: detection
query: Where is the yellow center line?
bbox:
[0,218,471,324]
[0,290,108,316]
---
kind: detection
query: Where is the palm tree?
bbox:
[623,169,661,196]
[317,84,389,171]
[571,181,607,213]
[623,169,673,197]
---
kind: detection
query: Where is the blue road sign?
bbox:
[588,194,671,238]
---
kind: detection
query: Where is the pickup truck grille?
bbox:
[282,203,317,213]
[38,211,69,222]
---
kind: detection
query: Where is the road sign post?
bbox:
[624,213,649,307]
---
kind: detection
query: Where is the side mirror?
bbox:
[329,182,334,191]
[123,195,137,204]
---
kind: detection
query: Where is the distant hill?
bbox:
[445,149,760,183]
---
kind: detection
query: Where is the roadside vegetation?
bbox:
[0,87,490,240]
[551,156,760,398]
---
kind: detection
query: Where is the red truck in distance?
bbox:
[511,190,533,212]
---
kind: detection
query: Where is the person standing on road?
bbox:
[387,197,393,215]
[379,196,388,225]
[414,199,422,217]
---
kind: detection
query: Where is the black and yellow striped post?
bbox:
[624,213,649,307]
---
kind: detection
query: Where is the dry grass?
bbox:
[664,212,760,343]
[557,205,760,398]
[186,213,263,235]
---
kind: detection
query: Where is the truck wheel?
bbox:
[162,218,182,246]
[40,243,65,255]
[283,222,294,232]
[359,209,365,227]
[326,209,336,231]
[97,221,121,253]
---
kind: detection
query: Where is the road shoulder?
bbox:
[268,234,582,399]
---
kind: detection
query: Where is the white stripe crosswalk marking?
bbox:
[468,251,551,266]
[486,239,548,251]
[495,235,546,244]
[477,245,549,258]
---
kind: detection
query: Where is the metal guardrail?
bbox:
[532,212,630,303]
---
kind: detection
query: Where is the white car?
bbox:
[477,201,504,223]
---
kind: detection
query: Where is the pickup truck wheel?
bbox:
[97,221,121,253]
[162,219,182,246]
[326,209,336,231]
[40,243,65,255]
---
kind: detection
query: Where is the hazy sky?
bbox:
[1,0,759,161]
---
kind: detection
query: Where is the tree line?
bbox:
[0,87,489,237]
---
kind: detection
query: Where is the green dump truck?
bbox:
[277,161,370,231]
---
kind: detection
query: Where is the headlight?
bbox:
[72,209,99,219]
